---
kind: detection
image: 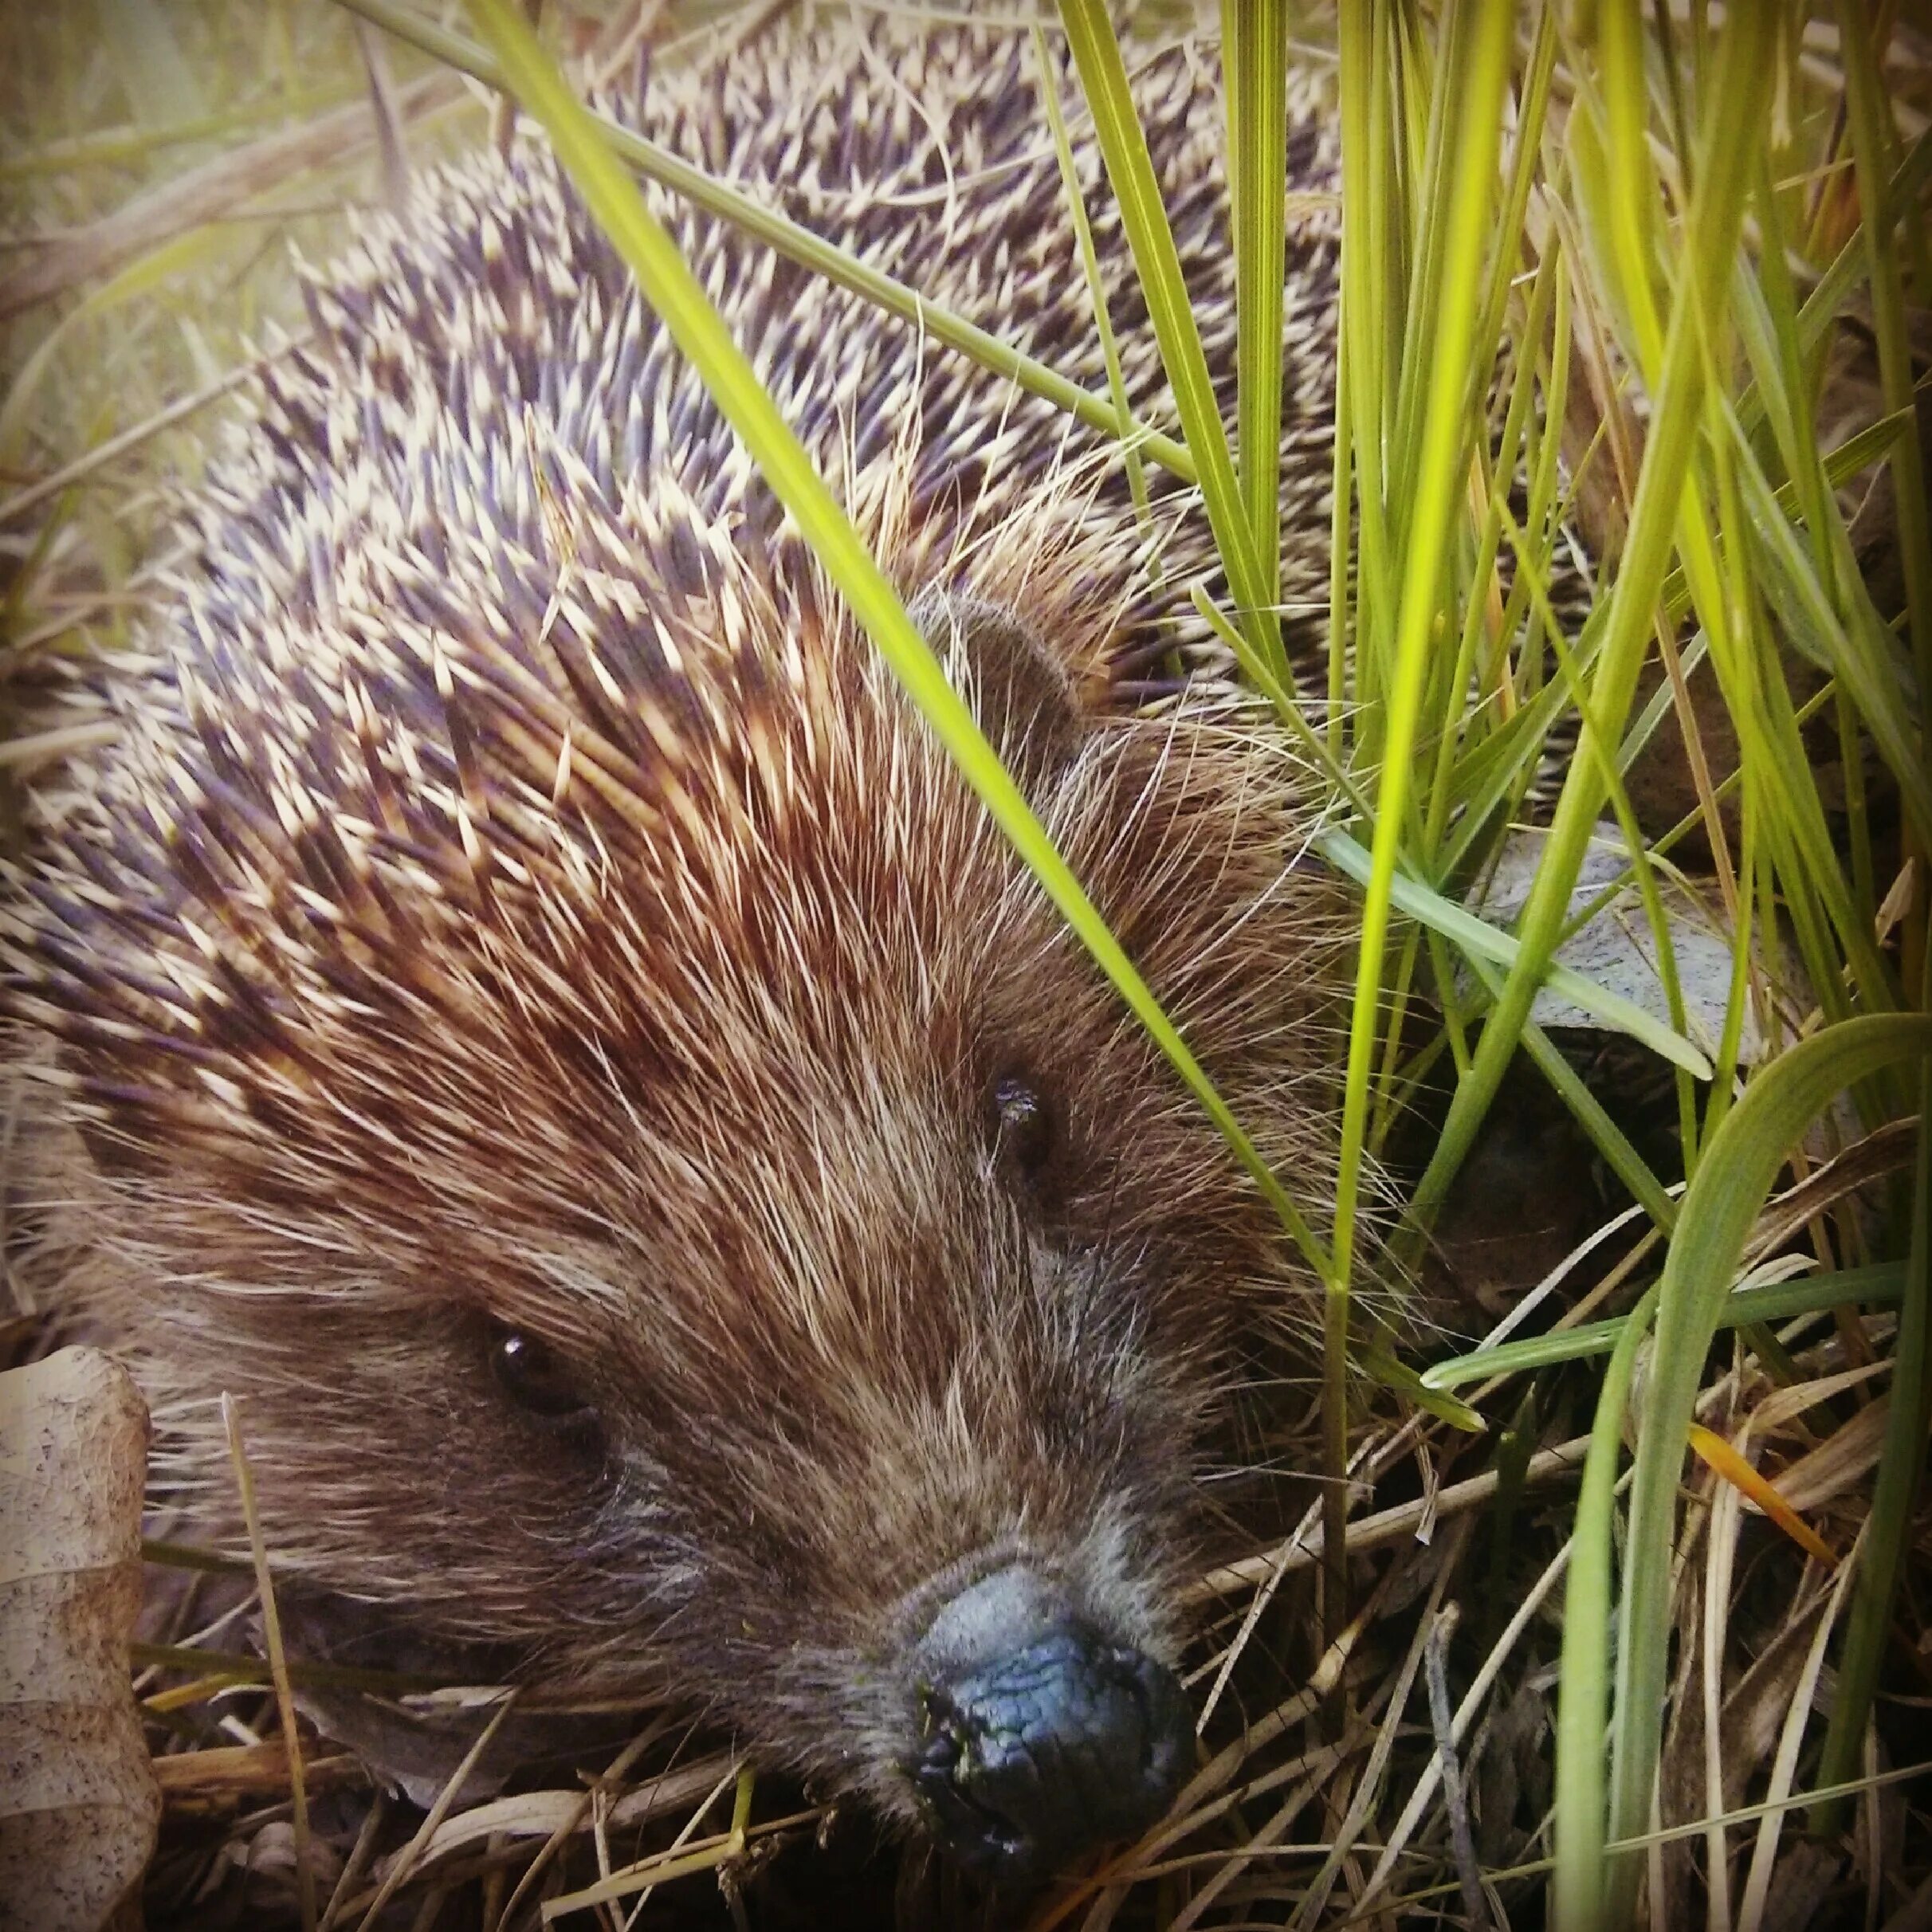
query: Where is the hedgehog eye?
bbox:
[489,1327,596,1431]
[987,1073,1055,1179]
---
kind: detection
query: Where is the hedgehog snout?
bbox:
[904,1563,1192,1884]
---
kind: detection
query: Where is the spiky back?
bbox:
[1,20,1354,1742]
[8,16,1342,1185]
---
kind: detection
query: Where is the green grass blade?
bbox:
[462,0,1332,1288]
[1324,247,1356,750]
[1223,0,1287,613]
[1424,233,1560,854]
[1467,952,1679,1231]
[1815,1046,1932,1820]
[1603,1016,1932,1920]
[1387,0,1463,528]
[1816,406,1922,493]
[1028,26,1154,546]
[1596,0,1666,380]
[1714,516,1899,1018]
[1471,9,1557,374]
[1336,1,1393,702]
[0,227,234,466]
[1317,0,1516,1642]
[1552,1281,1659,1932]
[1358,1336,1485,1432]
[1796,124,1932,358]
[0,86,356,182]
[1730,414,1932,850]
[1423,1262,1907,1389]
[1057,0,1280,681]
[1192,589,1369,816]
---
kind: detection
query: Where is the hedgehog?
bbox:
[2,14,1354,1888]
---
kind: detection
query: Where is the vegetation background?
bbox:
[2,2,1929,1926]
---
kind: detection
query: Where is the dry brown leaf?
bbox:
[1759,1394,1891,1516]
[1718,1595,1829,1812]
[0,1348,159,1932]
[1739,1117,1918,1267]
[1470,825,1789,1063]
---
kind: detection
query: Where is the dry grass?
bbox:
[3,3,1930,1929]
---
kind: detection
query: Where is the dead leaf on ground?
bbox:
[0,1348,159,1932]
[1470,823,1801,1064]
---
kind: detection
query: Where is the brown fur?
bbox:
[2,19,1349,1829]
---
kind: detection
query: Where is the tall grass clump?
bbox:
[1311,6,1930,1929]
[3,1,1927,1926]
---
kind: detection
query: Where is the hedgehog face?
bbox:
[16,546,1340,1874]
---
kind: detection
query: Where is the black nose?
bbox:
[906,1567,1192,1882]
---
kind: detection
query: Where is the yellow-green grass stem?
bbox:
[1593,0,1667,384]
[1451,1757,1932,1907]
[1726,405,1932,861]
[1726,249,1932,857]
[1471,9,1558,397]
[1433,278,1582,883]
[1189,585,1370,819]
[1721,492,1901,1023]
[1324,293,1355,752]
[1330,0,1522,1274]
[1421,238,1559,858]
[1388,0,1465,530]
[1733,175,1891,965]
[1734,124,1932,442]
[1336,0,1393,713]
[0,85,358,181]
[1498,497,1703,1164]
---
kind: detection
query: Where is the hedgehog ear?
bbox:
[908,585,1086,796]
